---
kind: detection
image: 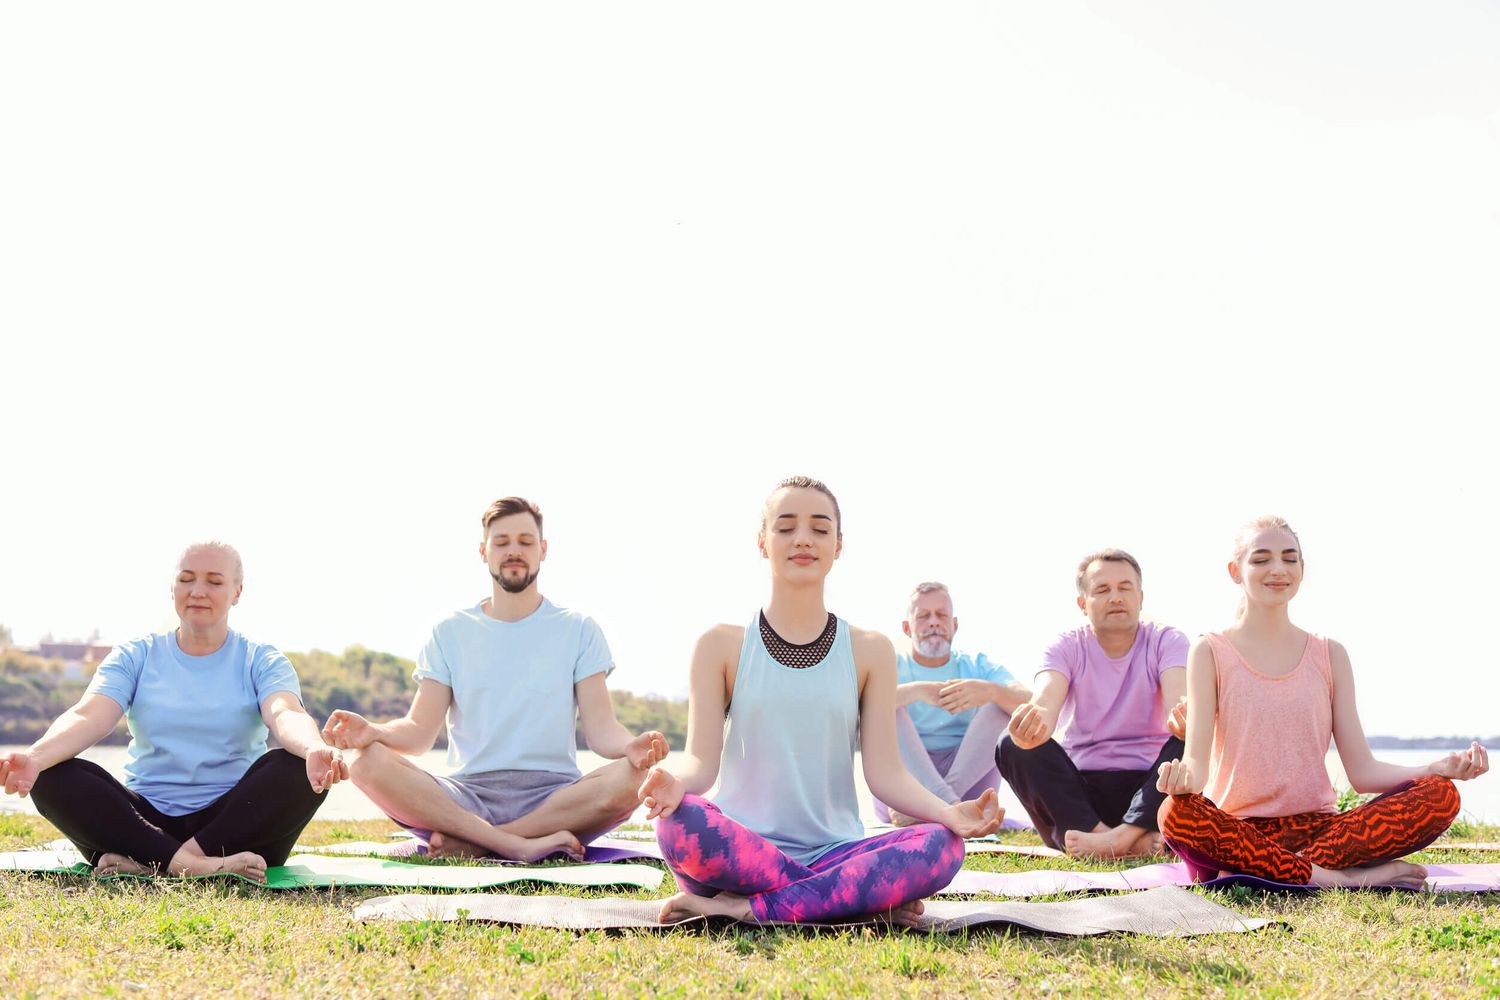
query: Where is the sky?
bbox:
[2,2,1498,738]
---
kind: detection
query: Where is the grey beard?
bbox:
[493,567,539,594]
[914,636,951,659]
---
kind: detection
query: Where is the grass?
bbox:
[2,815,1498,998]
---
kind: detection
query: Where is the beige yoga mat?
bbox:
[355,884,1275,937]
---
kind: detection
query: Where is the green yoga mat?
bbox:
[0,849,663,891]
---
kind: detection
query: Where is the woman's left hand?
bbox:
[1429,742,1489,782]
[306,746,348,793]
[941,787,1002,839]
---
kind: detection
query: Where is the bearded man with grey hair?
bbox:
[873,582,1032,826]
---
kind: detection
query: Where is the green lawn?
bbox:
[2,814,1497,998]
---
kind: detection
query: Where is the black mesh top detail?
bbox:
[758,611,838,669]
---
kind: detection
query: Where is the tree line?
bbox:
[0,646,688,749]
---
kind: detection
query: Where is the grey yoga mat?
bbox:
[354,884,1276,937]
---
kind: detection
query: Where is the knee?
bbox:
[931,826,965,879]
[996,734,1026,774]
[1421,775,1462,827]
[28,757,89,806]
[1157,792,1204,840]
[346,742,396,786]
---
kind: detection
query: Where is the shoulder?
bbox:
[1145,622,1190,657]
[1042,627,1087,662]
[847,625,896,660]
[1323,635,1351,670]
[99,634,159,670]
[695,623,746,657]
[429,603,487,636]
[237,632,292,670]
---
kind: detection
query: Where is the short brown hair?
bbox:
[1075,548,1142,595]
[482,497,543,537]
[762,475,842,539]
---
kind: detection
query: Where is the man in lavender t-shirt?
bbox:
[998,549,1187,858]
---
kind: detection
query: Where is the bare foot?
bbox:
[1063,827,1132,859]
[428,831,488,859]
[513,831,585,863]
[1131,830,1164,856]
[1310,860,1428,890]
[888,809,920,828]
[657,890,753,924]
[95,853,155,878]
[868,899,925,929]
[168,850,268,883]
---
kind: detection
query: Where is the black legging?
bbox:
[997,735,1185,850]
[29,749,327,871]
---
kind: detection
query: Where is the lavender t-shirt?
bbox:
[1039,622,1188,771]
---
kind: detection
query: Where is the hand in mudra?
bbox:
[943,787,1002,839]
[626,731,669,770]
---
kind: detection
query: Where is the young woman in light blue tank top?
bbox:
[637,477,1002,925]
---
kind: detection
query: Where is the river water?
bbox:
[2,745,1495,824]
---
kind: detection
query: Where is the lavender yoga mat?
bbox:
[296,836,665,864]
[942,861,1500,897]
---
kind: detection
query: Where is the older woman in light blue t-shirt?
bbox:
[0,542,346,882]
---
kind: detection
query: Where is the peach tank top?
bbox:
[1204,632,1338,818]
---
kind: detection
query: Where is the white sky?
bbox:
[3,2,1498,738]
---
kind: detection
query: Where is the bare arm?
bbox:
[638,626,736,818]
[575,672,634,758]
[857,630,1000,837]
[1,694,123,797]
[1329,640,1488,792]
[322,678,451,755]
[25,694,122,769]
[896,681,943,708]
[575,672,668,766]
[1159,666,1186,723]
[262,691,333,759]
[1157,640,1216,794]
[937,677,1032,714]
[1006,670,1069,749]
[263,690,349,792]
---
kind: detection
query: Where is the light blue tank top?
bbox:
[712,614,866,864]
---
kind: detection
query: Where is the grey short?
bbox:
[428,769,579,827]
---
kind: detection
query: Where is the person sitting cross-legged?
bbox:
[324,496,667,861]
[875,581,1031,827]
[998,548,1186,858]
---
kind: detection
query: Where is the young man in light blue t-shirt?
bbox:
[875,582,1031,825]
[324,497,668,861]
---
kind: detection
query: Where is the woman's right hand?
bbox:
[1428,742,1489,781]
[1156,758,1199,796]
[941,787,1002,839]
[0,751,40,797]
[637,766,685,820]
[321,710,379,750]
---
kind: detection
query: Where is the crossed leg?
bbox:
[654,795,963,925]
[1160,776,1459,887]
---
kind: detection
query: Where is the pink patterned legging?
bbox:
[655,795,964,922]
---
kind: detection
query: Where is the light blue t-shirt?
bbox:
[413,599,613,778]
[897,650,1016,752]
[85,630,302,816]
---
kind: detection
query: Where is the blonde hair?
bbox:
[1231,516,1300,617]
[178,540,244,585]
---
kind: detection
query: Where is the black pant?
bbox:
[997,735,1184,850]
[29,749,327,870]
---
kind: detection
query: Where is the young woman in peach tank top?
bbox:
[1154,516,1489,888]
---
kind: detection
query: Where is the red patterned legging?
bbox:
[1160,776,1460,884]
[656,795,964,922]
